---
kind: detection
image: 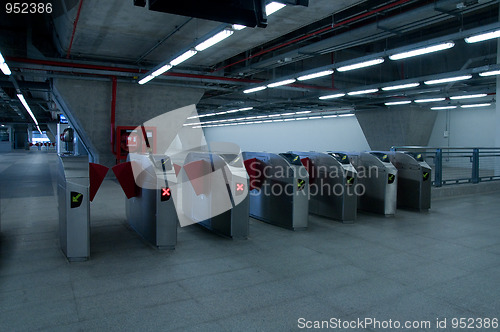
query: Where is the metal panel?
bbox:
[125,154,178,249]
[243,152,309,230]
[390,151,432,211]
[349,152,397,216]
[181,152,249,238]
[57,156,90,261]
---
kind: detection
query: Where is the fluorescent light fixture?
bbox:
[295,111,311,114]
[431,106,457,110]
[232,24,246,31]
[338,113,355,117]
[308,116,321,120]
[382,83,420,91]
[319,93,345,100]
[284,118,295,121]
[268,114,280,117]
[267,78,296,88]
[239,107,253,111]
[297,70,334,81]
[414,98,445,103]
[263,120,273,123]
[152,64,172,77]
[465,29,500,43]
[243,86,267,93]
[281,112,295,116]
[347,88,379,96]
[170,49,197,66]
[215,111,227,115]
[450,94,487,100]
[17,94,39,125]
[337,58,384,72]
[479,70,500,77]
[266,2,286,15]
[199,113,215,117]
[0,62,11,76]
[226,109,240,113]
[273,119,284,122]
[385,100,412,106]
[0,52,11,76]
[195,30,234,51]
[296,117,308,121]
[323,115,338,118]
[255,115,267,119]
[138,74,154,85]
[424,75,472,85]
[461,103,491,108]
[389,42,455,60]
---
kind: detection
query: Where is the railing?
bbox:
[390,147,500,187]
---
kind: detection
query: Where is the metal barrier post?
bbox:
[472,148,480,183]
[435,148,442,187]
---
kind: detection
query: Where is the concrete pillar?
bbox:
[53,78,204,167]
[355,105,438,150]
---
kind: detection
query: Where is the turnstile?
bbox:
[349,152,398,216]
[126,154,178,249]
[243,152,309,230]
[390,151,431,211]
[57,156,90,261]
[180,152,249,238]
[291,151,357,223]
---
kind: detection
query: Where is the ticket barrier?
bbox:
[123,154,178,249]
[243,152,309,230]
[180,152,249,239]
[57,156,91,261]
[58,156,108,261]
[349,152,398,216]
[291,151,357,223]
[389,151,431,211]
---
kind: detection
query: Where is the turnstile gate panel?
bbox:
[390,151,431,211]
[57,156,90,261]
[243,152,309,230]
[126,154,178,249]
[349,151,398,215]
[291,151,357,223]
[181,152,249,239]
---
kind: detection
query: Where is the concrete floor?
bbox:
[1,151,499,331]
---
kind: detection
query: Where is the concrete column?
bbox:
[53,78,204,167]
[355,104,438,150]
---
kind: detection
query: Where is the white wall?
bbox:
[427,105,496,147]
[204,116,370,152]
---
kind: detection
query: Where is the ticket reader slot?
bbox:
[349,152,398,216]
[390,151,431,211]
[243,152,309,230]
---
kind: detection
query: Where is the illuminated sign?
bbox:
[70,191,83,208]
[423,172,430,181]
[297,179,306,190]
[388,174,395,184]
[236,183,245,195]
[346,176,355,186]
[161,187,171,201]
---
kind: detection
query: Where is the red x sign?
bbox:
[236,183,244,191]
[161,187,171,201]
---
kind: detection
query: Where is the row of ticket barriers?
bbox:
[58,150,431,261]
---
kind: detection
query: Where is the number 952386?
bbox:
[6,3,53,14]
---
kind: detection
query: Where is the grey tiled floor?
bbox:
[1,151,499,331]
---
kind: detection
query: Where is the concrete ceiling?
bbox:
[1,0,499,126]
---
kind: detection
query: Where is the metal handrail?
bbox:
[391,146,500,187]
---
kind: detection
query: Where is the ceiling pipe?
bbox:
[213,0,414,73]
[66,0,85,59]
